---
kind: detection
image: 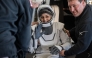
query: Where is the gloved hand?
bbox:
[49,45,63,55]
[35,24,43,39]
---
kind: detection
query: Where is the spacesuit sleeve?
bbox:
[28,24,39,53]
[59,29,72,50]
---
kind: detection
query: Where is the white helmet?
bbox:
[37,5,55,27]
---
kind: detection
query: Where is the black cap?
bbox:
[38,8,53,17]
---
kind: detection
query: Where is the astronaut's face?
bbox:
[40,13,52,23]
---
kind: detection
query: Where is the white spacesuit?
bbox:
[28,5,72,58]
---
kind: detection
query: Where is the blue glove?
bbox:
[35,24,43,39]
[49,45,63,55]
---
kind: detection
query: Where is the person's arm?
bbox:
[16,0,42,52]
[59,29,72,50]
[15,0,34,52]
[69,27,75,36]
[69,27,77,43]
[63,28,70,37]
[60,23,92,56]
[31,22,39,26]
[63,27,77,43]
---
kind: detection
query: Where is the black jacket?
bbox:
[0,0,33,57]
[65,4,92,56]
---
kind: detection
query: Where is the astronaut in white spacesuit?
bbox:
[29,5,72,58]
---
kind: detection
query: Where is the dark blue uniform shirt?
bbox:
[0,0,33,57]
[65,4,92,56]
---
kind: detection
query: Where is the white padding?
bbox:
[51,5,59,22]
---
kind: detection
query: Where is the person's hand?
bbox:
[35,24,42,39]
[63,28,70,37]
[49,45,63,55]
[60,50,65,56]
[29,0,43,8]
[31,22,39,26]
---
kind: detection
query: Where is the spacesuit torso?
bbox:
[30,22,71,58]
